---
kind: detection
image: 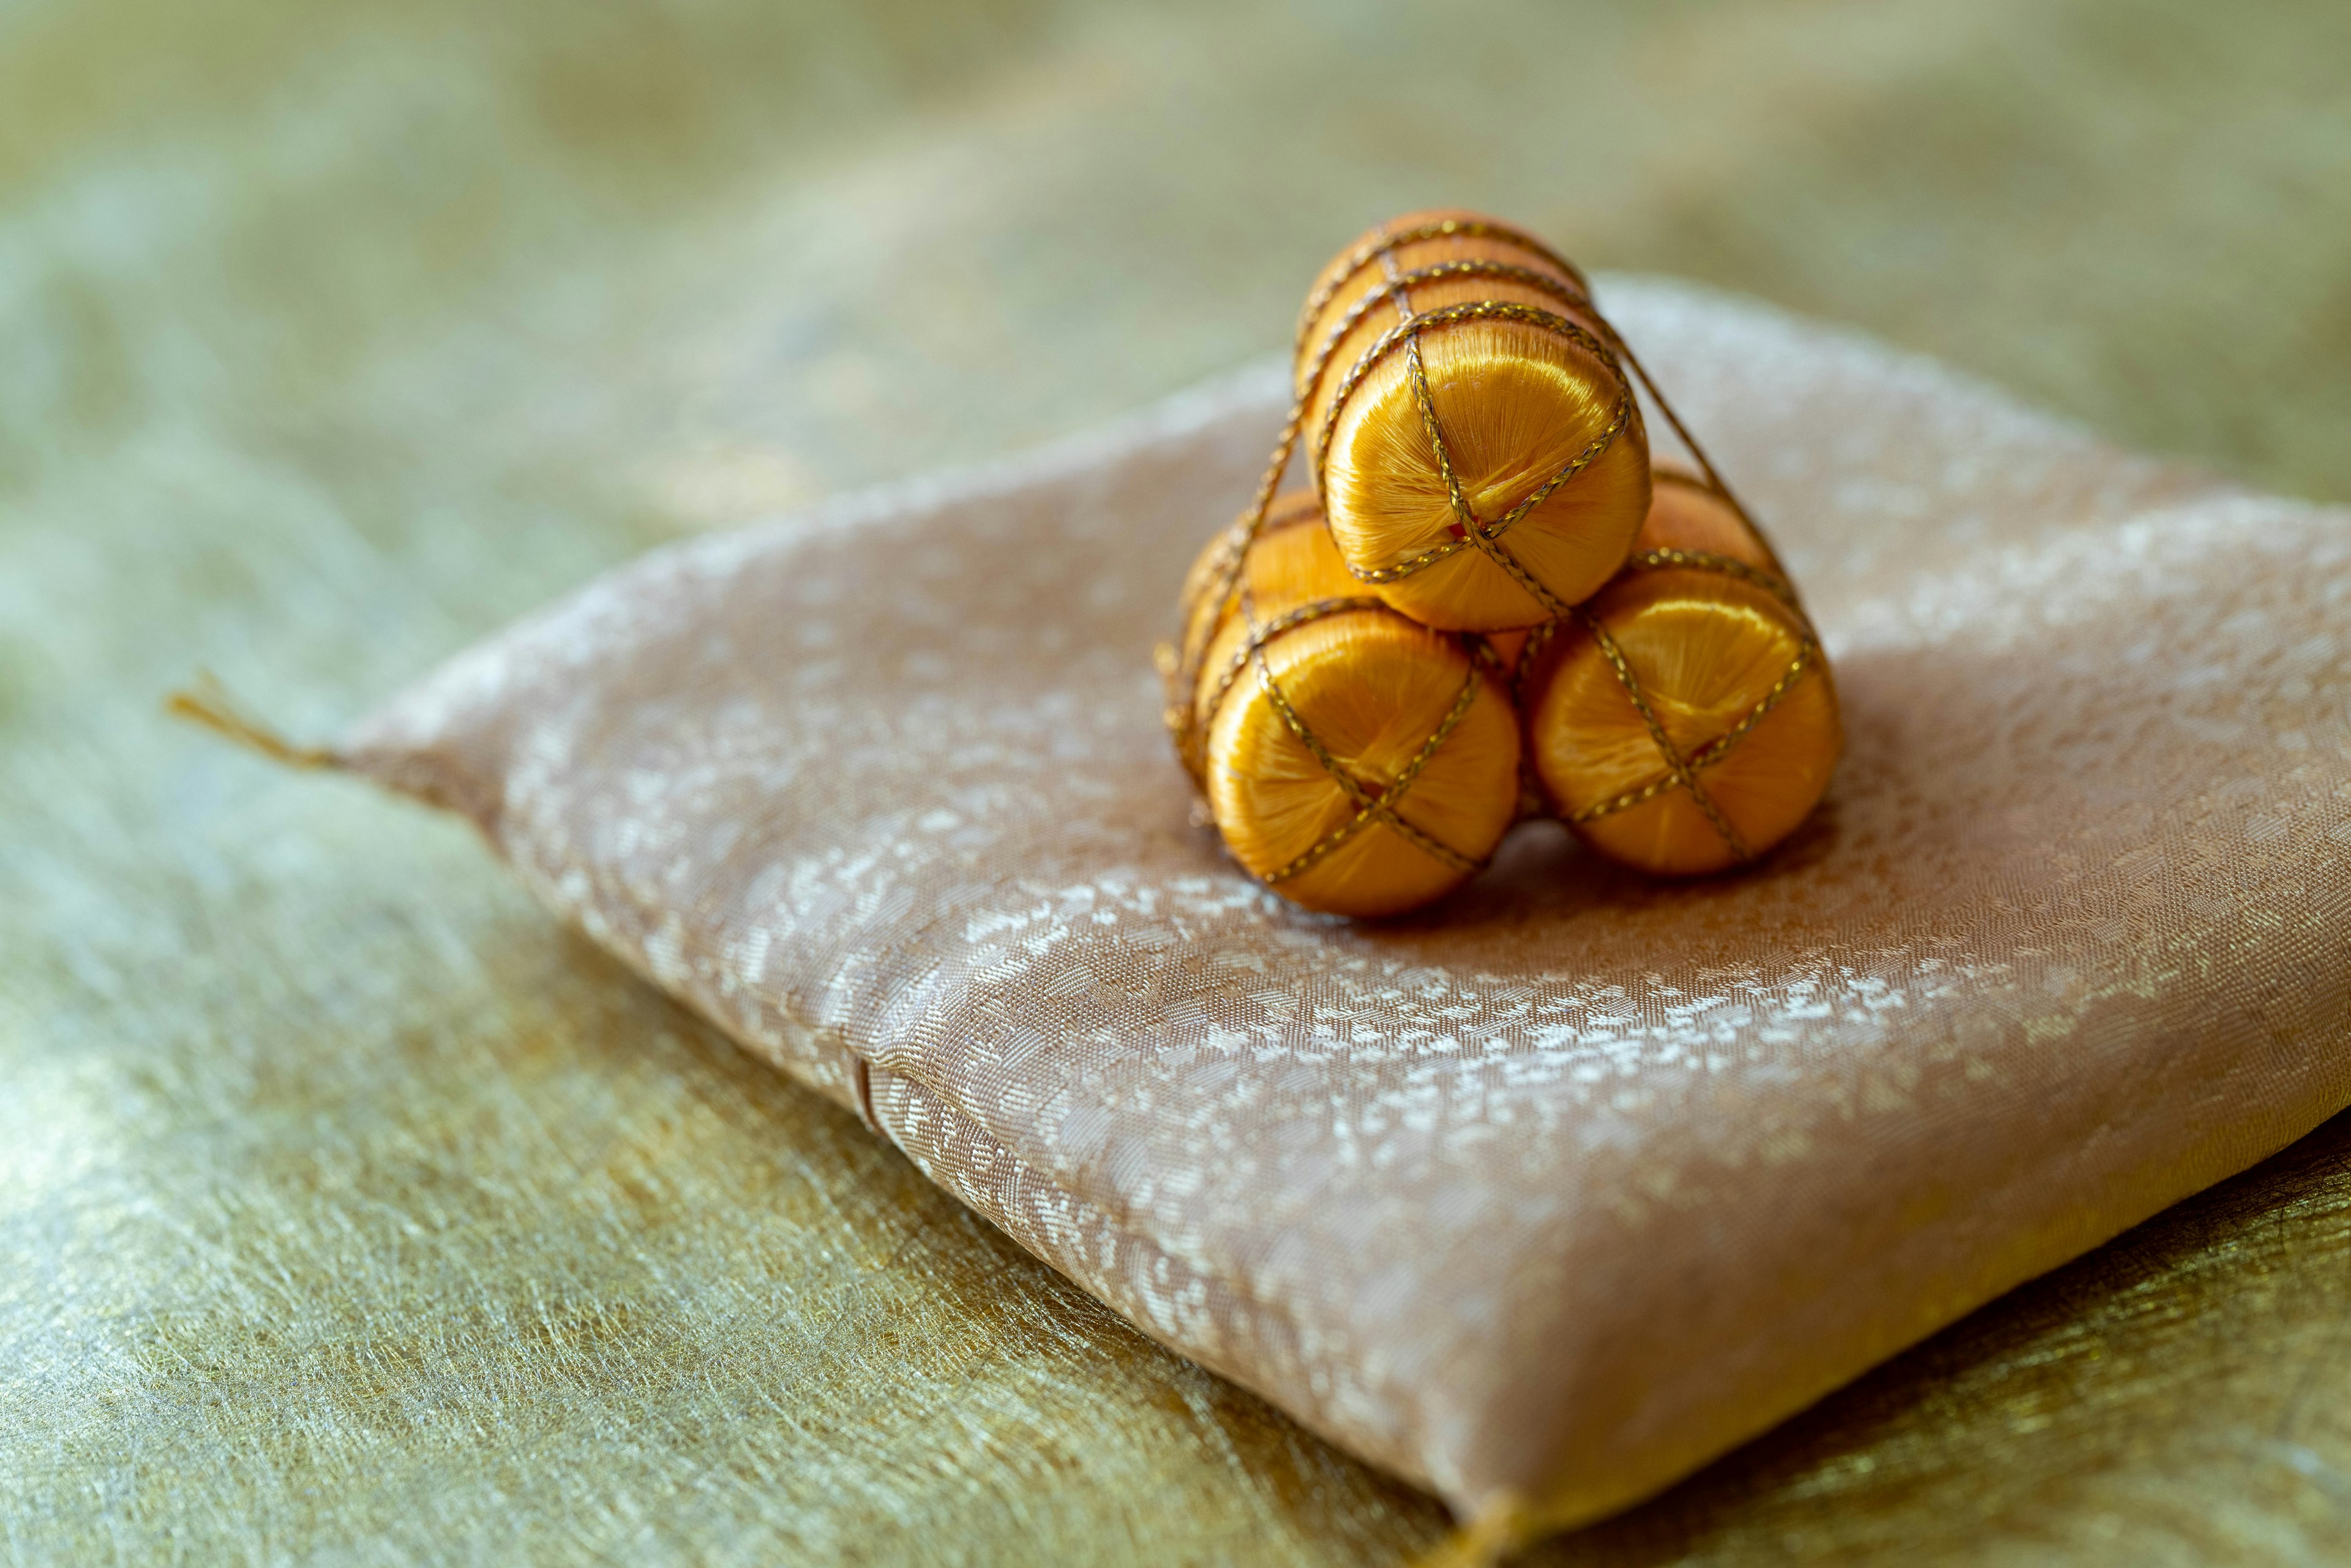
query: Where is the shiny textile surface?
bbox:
[11,2,2351,1562]
[344,279,2351,1534]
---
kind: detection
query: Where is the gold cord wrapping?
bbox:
[1237,579,1491,887]
[1564,647,1819,826]
[1385,236,1575,623]
[1170,211,1829,898]
[1313,219,1814,860]
[1547,548,1824,857]
[1169,481,1503,893]
[1292,216,1592,355]
[1311,298,1635,593]
[1191,593,1390,742]
[1166,220,1629,769]
[1297,217,1640,625]
[1610,340,1790,565]
[1569,607,1752,861]
[1294,212,1790,588]
[1164,403,1310,773]
[1625,546,1794,603]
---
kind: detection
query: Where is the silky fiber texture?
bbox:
[341,279,2351,1532]
[1520,475,1843,877]
[1183,497,1521,918]
[1299,212,1652,632]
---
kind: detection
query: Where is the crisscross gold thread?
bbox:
[1308,302,1635,596]
[1401,330,1574,618]
[1308,300,1632,516]
[1374,246,1556,621]
[1169,217,1809,857]
[1571,607,1752,860]
[1243,576,1490,887]
[1292,220,1638,613]
[1294,261,1594,435]
[1291,256,1602,426]
[1567,640,1818,826]
[1163,399,1313,772]
[1302,218,1784,593]
[1165,223,1598,770]
[1541,548,1823,846]
[1193,594,1390,741]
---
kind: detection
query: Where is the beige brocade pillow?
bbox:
[340,278,2351,1539]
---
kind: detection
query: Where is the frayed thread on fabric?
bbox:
[166,672,340,771]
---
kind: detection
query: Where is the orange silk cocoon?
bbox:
[1295,209,1652,632]
[1179,493,1520,918]
[1519,473,1843,876]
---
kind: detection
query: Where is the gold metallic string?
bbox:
[1163,410,1314,771]
[1510,618,1560,709]
[1542,547,1822,844]
[1307,222,1632,588]
[1192,594,1392,741]
[1567,640,1819,828]
[1296,260,1596,436]
[1237,579,1490,887]
[1171,222,1630,770]
[1571,607,1753,861]
[1307,299,1635,587]
[1174,217,1806,868]
[1373,241,1577,623]
[1303,216,1790,587]
[1291,215,1592,356]
[1626,545,1800,607]
[1605,332,1790,566]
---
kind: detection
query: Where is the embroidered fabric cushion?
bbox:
[343,278,2351,1534]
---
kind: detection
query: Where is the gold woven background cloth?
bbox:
[9,1,2351,1562]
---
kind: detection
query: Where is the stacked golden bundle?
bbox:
[1163,210,1842,917]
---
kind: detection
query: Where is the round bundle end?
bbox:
[1522,484,1840,876]
[1321,323,1651,631]
[1209,617,1520,917]
[1190,499,1521,917]
[1297,209,1649,633]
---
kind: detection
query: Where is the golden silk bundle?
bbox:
[1171,210,1844,916]
[1517,472,1842,877]
[1295,209,1651,632]
[1175,492,1521,918]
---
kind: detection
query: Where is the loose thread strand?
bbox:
[164,672,339,771]
[1607,332,1799,572]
